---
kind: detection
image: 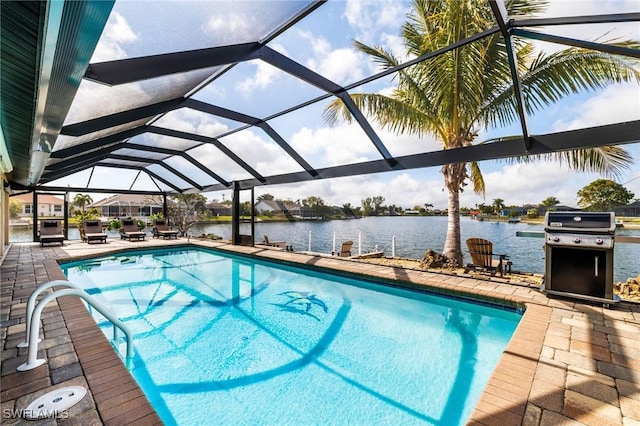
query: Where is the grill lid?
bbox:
[544,211,615,233]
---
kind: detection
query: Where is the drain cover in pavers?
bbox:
[23,386,86,420]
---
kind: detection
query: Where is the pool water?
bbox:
[62,247,521,425]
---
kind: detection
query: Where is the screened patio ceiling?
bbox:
[2,0,639,196]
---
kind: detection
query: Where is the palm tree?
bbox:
[73,194,93,212]
[324,0,638,265]
[492,198,505,215]
[541,196,560,207]
[257,193,274,202]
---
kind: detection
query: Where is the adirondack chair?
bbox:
[332,240,353,257]
[465,238,511,277]
[260,235,286,249]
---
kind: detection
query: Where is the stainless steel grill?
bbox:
[543,211,618,305]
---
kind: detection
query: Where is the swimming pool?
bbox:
[62,247,521,425]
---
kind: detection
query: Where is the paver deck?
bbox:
[1,238,639,425]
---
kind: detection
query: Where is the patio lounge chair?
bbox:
[332,240,353,257]
[120,218,146,241]
[259,235,287,249]
[152,219,179,239]
[464,238,511,277]
[40,220,65,247]
[82,220,107,244]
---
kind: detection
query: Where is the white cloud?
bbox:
[204,12,255,43]
[290,123,384,166]
[252,171,442,208]
[340,0,411,71]
[236,44,290,95]
[460,160,601,209]
[551,83,640,132]
[344,0,408,45]
[237,60,281,94]
[308,48,366,84]
[522,1,640,56]
[298,30,367,85]
[219,130,303,177]
[91,12,137,62]
[545,0,639,19]
[153,108,231,138]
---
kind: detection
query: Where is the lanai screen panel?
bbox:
[193,59,328,119]
[112,148,170,162]
[63,68,222,127]
[102,1,317,58]
[217,127,307,176]
[145,163,192,190]
[127,133,202,153]
[266,100,385,169]
[271,0,412,88]
[18,0,638,196]
[186,144,256,182]
[53,118,151,152]
[153,108,246,140]
[163,156,221,187]
[100,158,151,169]
[499,3,640,137]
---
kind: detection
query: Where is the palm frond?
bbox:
[483,46,640,128]
[353,41,401,71]
[323,98,354,126]
[555,145,633,179]
[522,48,639,114]
[468,161,486,196]
[501,145,633,179]
[323,93,438,139]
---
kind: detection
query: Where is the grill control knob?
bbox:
[595,238,604,245]
[552,236,560,242]
[573,237,581,243]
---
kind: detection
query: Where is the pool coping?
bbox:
[2,239,639,425]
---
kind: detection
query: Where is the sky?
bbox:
[56,0,640,210]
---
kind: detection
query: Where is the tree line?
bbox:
[8,178,635,224]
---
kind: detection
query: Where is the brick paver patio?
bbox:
[1,238,639,425]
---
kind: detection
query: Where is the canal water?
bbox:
[10,216,639,282]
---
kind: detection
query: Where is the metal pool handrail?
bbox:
[17,283,134,372]
[18,280,83,349]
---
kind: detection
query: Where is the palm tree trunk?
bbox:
[442,162,466,266]
[443,185,463,265]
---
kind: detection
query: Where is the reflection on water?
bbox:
[11,216,640,281]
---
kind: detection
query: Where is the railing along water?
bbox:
[17,280,134,371]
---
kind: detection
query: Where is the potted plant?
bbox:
[107,218,122,232]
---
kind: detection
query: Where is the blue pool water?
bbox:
[62,247,521,425]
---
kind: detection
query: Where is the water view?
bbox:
[10,216,640,282]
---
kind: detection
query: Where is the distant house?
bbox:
[206,202,232,216]
[614,201,640,217]
[88,194,163,218]
[255,200,282,215]
[11,193,64,218]
[280,200,319,218]
[297,206,318,219]
[523,204,580,216]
